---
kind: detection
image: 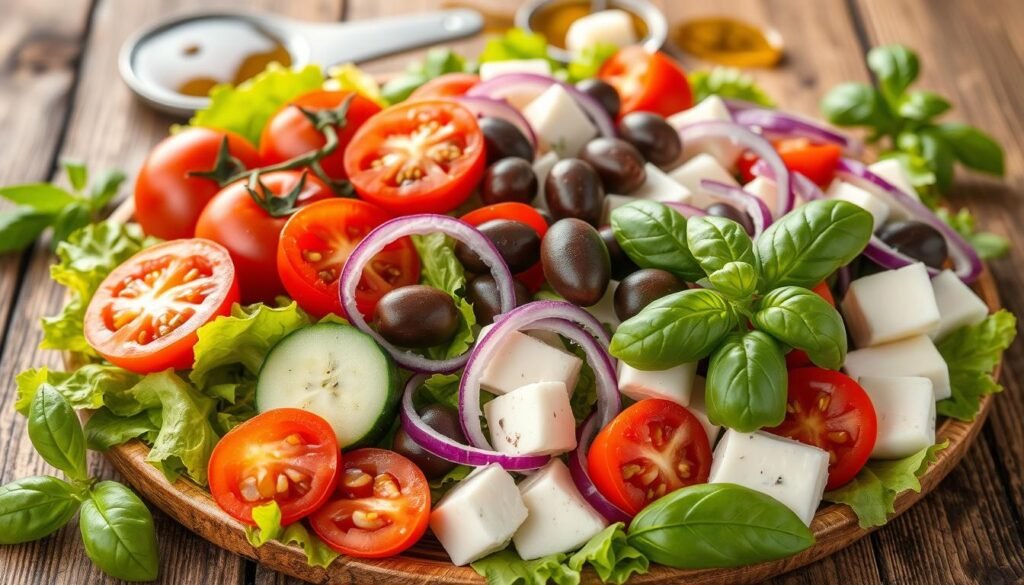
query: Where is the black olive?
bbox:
[706,202,755,235]
[375,285,459,348]
[599,226,640,280]
[466,274,531,325]
[455,220,541,274]
[617,112,682,169]
[877,220,949,269]
[541,219,611,306]
[545,158,606,226]
[579,138,647,194]
[391,404,465,479]
[480,117,534,164]
[575,79,621,119]
[481,157,537,205]
[614,269,687,321]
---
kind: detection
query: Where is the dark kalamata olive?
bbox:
[618,112,682,169]
[599,226,640,280]
[575,79,621,119]
[375,285,459,348]
[614,269,687,321]
[480,117,534,164]
[579,138,647,194]
[541,219,611,306]
[877,220,949,269]
[466,274,531,324]
[481,157,538,205]
[706,202,755,235]
[391,404,465,479]
[545,159,606,226]
[455,220,541,273]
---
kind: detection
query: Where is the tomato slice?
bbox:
[461,202,549,292]
[785,281,836,368]
[408,73,480,101]
[277,198,421,318]
[310,448,430,558]
[209,409,340,526]
[83,239,239,373]
[343,100,485,215]
[588,399,712,516]
[776,139,842,187]
[765,368,877,489]
[598,47,693,118]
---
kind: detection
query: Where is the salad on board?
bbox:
[0,15,1017,585]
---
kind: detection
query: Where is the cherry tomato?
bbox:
[259,90,381,182]
[209,409,340,526]
[408,73,480,100]
[785,281,836,368]
[343,100,486,215]
[737,151,759,183]
[277,198,421,318]
[598,47,693,118]
[588,399,712,516]
[195,171,333,303]
[310,448,430,558]
[765,368,877,490]
[134,128,261,240]
[775,139,842,187]
[460,203,549,291]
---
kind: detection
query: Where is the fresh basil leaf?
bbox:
[28,385,89,481]
[706,261,758,300]
[247,502,341,568]
[79,481,159,581]
[820,82,892,130]
[867,45,919,105]
[422,48,467,79]
[628,483,814,568]
[705,330,787,432]
[471,548,578,585]
[610,289,736,370]
[566,42,618,83]
[567,523,649,584]
[62,160,89,191]
[478,28,553,66]
[753,286,847,369]
[381,73,429,104]
[935,207,1009,260]
[936,310,1016,420]
[0,183,77,213]
[897,90,951,121]
[688,67,775,108]
[685,216,756,276]
[610,201,704,281]
[919,128,956,191]
[0,476,80,544]
[756,199,873,289]
[50,202,93,250]
[88,169,127,210]
[934,122,1005,176]
[0,208,52,253]
[878,150,937,190]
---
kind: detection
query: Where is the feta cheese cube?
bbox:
[531,151,559,209]
[484,381,577,455]
[479,330,583,395]
[585,280,620,330]
[841,263,941,347]
[742,176,779,214]
[667,97,744,167]
[929,269,989,341]
[625,163,692,203]
[668,154,739,207]
[844,334,951,400]
[479,59,552,82]
[858,376,936,459]
[602,194,636,225]
[430,464,528,566]
[565,10,637,57]
[522,85,598,158]
[688,376,722,446]
[479,323,566,355]
[826,180,891,231]
[513,459,608,560]
[617,361,697,405]
[868,159,918,201]
[709,430,830,526]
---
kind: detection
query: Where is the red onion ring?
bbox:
[751,160,824,204]
[568,414,632,522]
[721,98,766,115]
[339,214,516,373]
[454,95,538,150]
[699,179,773,239]
[662,202,708,217]
[734,108,863,156]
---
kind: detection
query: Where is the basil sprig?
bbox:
[610,200,872,431]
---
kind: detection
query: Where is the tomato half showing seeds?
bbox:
[209,409,340,526]
[83,238,239,373]
[588,399,712,516]
[460,203,549,291]
[310,448,430,558]
[343,100,486,215]
[765,367,878,490]
[277,198,421,318]
[598,47,693,118]
[775,139,843,187]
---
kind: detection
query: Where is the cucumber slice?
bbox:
[256,322,398,449]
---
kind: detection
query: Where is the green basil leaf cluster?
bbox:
[688,67,776,107]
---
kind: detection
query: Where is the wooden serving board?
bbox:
[67,200,1003,584]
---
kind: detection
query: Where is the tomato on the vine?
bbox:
[598,47,693,118]
[460,203,548,291]
[408,73,480,100]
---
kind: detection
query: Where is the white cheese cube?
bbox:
[513,459,608,560]
[479,330,583,395]
[841,263,941,347]
[742,176,779,215]
[617,361,697,405]
[602,194,636,225]
[668,97,744,167]
[826,180,891,231]
[929,269,989,342]
[844,334,951,400]
[484,381,577,456]
[585,280,620,330]
[531,151,559,209]
[868,159,918,200]
[668,154,739,208]
[625,163,692,203]
[479,323,566,355]
[565,10,637,57]
[688,376,722,447]
[858,376,936,459]
[479,59,553,82]
[430,464,528,566]
[709,430,829,526]
[522,85,598,158]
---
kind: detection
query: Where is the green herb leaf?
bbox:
[0,208,53,253]
[935,207,1009,260]
[919,127,956,191]
[705,331,788,432]
[16,364,139,415]
[686,216,756,276]
[867,45,920,105]
[0,183,77,213]
[566,523,649,584]
[0,476,80,544]
[246,502,340,569]
[934,122,1005,176]
[79,481,159,581]
[380,73,429,105]
[326,63,387,107]
[479,28,553,65]
[85,408,160,451]
[897,90,951,121]
[50,202,93,250]
[628,483,814,568]
[610,201,704,281]
[27,385,89,481]
[936,310,1016,420]
[63,160,89,191]
[688,67,775,108]
[423,48,467,79]
[753,286,847,369]
[428,464,473,502]
[706,261,758,300]
[471,549,579,585]
[566,43,618,83]
[820,82,892,130]
[87,169,127,210]
[410,232,477,360]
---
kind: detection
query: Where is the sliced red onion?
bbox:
[662,202,708,217]
[454,95,537,150]
[400,374,549,470]
[568,414,631,523]
[467,73,616,138]
[751,160,824,204]
[699,179,772,238]
[339,214,516,373]
[721,98,766,115]
[734,108,863,156]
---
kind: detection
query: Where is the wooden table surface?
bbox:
[1,0,1022,583]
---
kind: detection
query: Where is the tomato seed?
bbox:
[827,431,849,444]
[343,469,372,489]
[373,473,401,499]
[285,433,302,446]
[276,474,289,494]
[239,477,261,502]
[352,510,386,530]
[284,468,308,483]
[817,395,831,411]
[677,462,692,478]
[302,250,323,263]
[621,463,642,479]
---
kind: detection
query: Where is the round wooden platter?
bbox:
[66,200,1003,584]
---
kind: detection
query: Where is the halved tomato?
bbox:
[277,198,421,318]
[775,138,842,187]
[408,73,480,101]
[343,100,486,214]
[588,399,712,516]
[83,239,239,373]
[310,448,430,558]
[460,203,549,291]
[209,409,340,526]
[598,47,693,118]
